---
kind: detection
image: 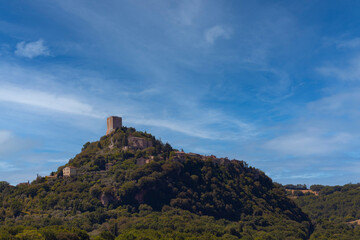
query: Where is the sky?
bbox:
[1,0,360,186]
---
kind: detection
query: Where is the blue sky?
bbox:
[1,0,360,186]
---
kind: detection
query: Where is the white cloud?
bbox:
[0,61,256,141]
[15,39,50,58]
[317,56,360,81]
[0,130,18,154]
[47,159,69,163]
[130,117,219,140]
[128,112,255,141]
[264,131,352,156]
[281,172,333,180]
[0,84,254,140]
[0,130,12,145]
[204,25,232,44]
[0,130,33,155]
[308,91,360,116]
[337,37,360,48]
[0,85,102,118]
[0,161,19,172]
[172,0,202,26]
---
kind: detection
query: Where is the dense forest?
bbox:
[0,127,312,239]
[291,184,360,239]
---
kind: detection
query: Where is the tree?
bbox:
[15,230,45,240]
[82,142,91,151]
[0,181,9,192]
[10,200,22,217]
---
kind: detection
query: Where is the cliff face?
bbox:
[0,126,313,239]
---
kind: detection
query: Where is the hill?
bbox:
[0,127,312,239]
[287,184,360,239]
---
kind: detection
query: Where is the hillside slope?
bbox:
[293,184,360,239]
[0,127,312,239]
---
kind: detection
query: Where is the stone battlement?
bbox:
[106,116,122,135]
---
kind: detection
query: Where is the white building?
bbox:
[63,166,77,177]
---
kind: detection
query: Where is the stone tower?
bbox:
[106,116,122,135]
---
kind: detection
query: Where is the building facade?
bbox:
[106,116,122,135]
[63,166,77,177]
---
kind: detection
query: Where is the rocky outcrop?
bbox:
[128,136,152,150]
[100,192,115,206]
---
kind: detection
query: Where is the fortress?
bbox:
[106,116,122,135]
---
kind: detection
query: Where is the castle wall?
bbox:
[106,116,122,135]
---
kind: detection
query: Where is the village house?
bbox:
[174,151,186,159]
[63,166,77,177]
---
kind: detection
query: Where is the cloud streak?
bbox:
[337,37,360,48]
[264,131,353,156]
[0,130,35,155]
[0,131,17,155]
[204,25,232,44]
[129,116,255,141]
[0,161,19,172]
[15,39,50,58]
[0,85,102,118]
[317,56,360,81]
[47,159,69,163]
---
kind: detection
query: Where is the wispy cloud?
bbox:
[47,159,69,163]
[171,0,202,26]
[337,37,360,48]
[281,172,334,180]
[0,131,16,155]
[129,116,255,141]
[264,131,353,156]
[0,85,102,118]
[0,59,256,140]
[317,56,360,81]
[204,25,232,44]
[15,39,50,58]
[321,162,360,174]
[261,90,360,157]
[308,90,360,117]
[0,130,12,145]
[0,161,20,172]
[0,130,30,155]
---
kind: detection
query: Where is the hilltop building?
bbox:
[63,166,77,177]
[106,116,122,135]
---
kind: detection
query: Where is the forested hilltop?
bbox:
[0,127,312,239]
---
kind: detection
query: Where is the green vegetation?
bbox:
[0,127,312,239]
[292,183,360,239]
